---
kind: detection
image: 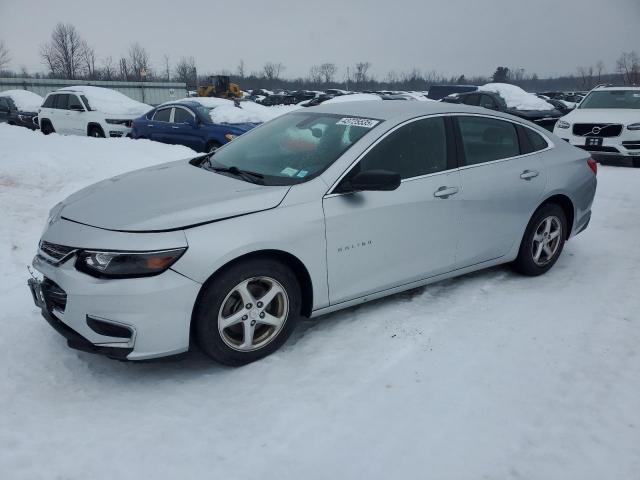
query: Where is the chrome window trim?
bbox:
[324,112,554,198]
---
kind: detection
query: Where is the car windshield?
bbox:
[579,90,640,109]
[205,112,378,185]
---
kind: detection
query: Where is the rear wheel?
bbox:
[88,125,105,138]
[513,203,567,276]
[40,120,55,135]
[632,157,640,169]
[194,258,301,366]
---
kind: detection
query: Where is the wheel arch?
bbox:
[193,249,314,319]
[87,122,104,136]
[537,193,575,239]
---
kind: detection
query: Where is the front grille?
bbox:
[109,131,124,137]
[39,241,76,264]
[576,145,620,153]
[42,278,67,312]
[622,141,640,150]
[572,123,623,137]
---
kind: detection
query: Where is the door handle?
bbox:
[433,186,459,199]
[520,170,539,180]
[147,124,154,127]
[171,126,180,129]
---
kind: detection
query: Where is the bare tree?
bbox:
[318,63,338,84]
[353,62,371,85]
[101,56,116,80]
[263,62,285,80]
[308,64,323,83]
[128,42,150,81]
[118,57,129,80]
[174,56,197,86]
[237,59,245,79]
[576,65,595,89]
[595,60,605,84]
[0,40,10,71]
[616,51,640,85]
[81,42,97,79]
[40,23,88,79]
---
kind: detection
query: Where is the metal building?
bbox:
[0,78,188,106]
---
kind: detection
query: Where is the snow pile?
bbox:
[0,89,43,112]
[479,83,556,111]
[323,93,382,104]
[2,122,640,479]
[59,86,151,115]
[173,97,299,124]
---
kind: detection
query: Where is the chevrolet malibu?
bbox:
[28,102,597,365]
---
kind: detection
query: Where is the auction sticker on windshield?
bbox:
[336,117,380,128]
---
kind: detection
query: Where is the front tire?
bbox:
[194,258,301,366]
[513,203,567,276]
[206,141,222,153]
[89,125,105,138]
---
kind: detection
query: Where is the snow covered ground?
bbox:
[1,123,639,479]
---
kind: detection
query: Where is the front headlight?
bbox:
[627,123,640,131]
[224,133,236,141]
[105,119,132,126]
[75,248,186,279]
[556,120,570,129]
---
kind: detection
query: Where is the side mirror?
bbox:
[347,169,401,192]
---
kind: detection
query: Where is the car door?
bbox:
[50,94,71,134]
[323,116,462,305]
[453,115,547,268]
[66,94,87,135]
[147,107,173,143]
[168,106,202,150]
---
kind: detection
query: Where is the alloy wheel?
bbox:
[531,215,562,266]
[217,276,289,352]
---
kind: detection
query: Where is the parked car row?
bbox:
[0,90,42,129]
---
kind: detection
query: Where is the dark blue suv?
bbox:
[131,100,256,152]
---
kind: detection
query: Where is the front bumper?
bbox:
[30,253,201,360]
[554,130,640,158]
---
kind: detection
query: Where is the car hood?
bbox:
[59,159,290,232]
[562,108,640,124]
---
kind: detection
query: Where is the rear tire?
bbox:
[513,203,567,276]
[194,258,301,366]
[88,125,105,138]
[41,120,55,135]
[632,157,640,169]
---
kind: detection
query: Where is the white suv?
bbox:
[38,86,150,138]
[553,85,640,167]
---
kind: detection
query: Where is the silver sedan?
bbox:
[29,101,597,365]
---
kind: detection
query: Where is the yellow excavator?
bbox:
[197,75,242,99]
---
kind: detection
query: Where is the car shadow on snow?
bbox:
[65,252,576,379]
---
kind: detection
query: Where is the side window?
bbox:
[353,117,448,180]
[525,128,549,152]
[0,98,8,110]
[463,94,480,106]
[173,107,193,124]
[43,95,56,108]
[479,95,499,110]
[153,107,172,122]
[68,95,84,111]
[54,94,69,110]
[457,116,520,166]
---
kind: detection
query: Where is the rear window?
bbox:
[153,108,172,122]
[457,116,520,165]
[526,128,548,152]
[43,95,56,108]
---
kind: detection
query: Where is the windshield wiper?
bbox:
[211,165,265,184]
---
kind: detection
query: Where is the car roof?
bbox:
[157,100,201,108]
[308,100,514,122]
[593,85,640,91]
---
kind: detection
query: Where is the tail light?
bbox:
[587,158,597,175]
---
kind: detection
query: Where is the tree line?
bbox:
[0,23,638,93]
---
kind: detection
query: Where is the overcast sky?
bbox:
[1,0,638,80]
